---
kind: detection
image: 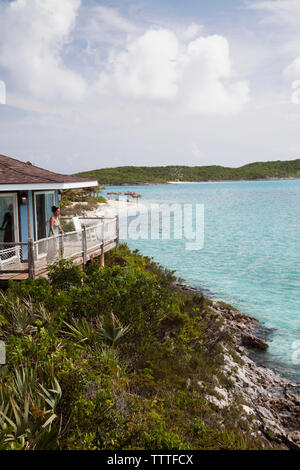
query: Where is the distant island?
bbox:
[76,159,300,185]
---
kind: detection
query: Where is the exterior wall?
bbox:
[18,190,33,259]
[19,190,56,259]
[2,188,60,260]
[29,190,34,239]
[19,191,29,242]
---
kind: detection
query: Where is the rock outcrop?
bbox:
[241,333,269,351]
[176,283,300,450]
[213,302,300,450]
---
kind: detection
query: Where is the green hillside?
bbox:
[0,246,273,450]
[76,159,300,185]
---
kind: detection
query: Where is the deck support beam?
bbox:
[99,251,105,267]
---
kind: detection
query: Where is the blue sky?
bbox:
[0,0,300,173]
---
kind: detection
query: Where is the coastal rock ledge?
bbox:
[241,333,269,351]
[214,302,300,450]
[177,284,300,450]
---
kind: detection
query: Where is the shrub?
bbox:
[1,248,269,450]
[48,259,84,291]
[0,365,62,450]
[60,219,75,233]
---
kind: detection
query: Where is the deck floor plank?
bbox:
[0,239,117,282]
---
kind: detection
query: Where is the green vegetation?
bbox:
[59,187,107,219]
[60,197,107,219]
[0,246,269,450]
[76,159,300,185]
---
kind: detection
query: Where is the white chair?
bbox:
[0,245,21,269]
[72,216,81,233]
[72,217,98,243]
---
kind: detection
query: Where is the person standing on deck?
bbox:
[47,206,63,261]
[49,206,63,237]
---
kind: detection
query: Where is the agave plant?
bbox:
[0,293,51,338]
[63,313,130,350]
[63,317,99,346]
[9,365,37,404]
[0,294,35,337]
[0,365,62,450]
[100,312,130,348]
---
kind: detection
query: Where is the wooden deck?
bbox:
[0,217,119,287]
[0,240,117,283]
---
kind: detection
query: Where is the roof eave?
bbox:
[0,180,98,191]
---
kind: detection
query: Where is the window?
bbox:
[0,193,18,244]
[34,191,55,257]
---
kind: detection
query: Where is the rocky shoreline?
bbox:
[177,283,300,450]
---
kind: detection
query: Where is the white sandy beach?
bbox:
[84,198,148,219]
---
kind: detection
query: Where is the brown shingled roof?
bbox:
[0,154,94,185]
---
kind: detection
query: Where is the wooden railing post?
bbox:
[98,220,105,267]
[59,233,64,258]
[116,215,120,248]
[28,238,35,279]
[82,226,87,265]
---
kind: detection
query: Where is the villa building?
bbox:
[0,154,97,255]
[0,154,118,283]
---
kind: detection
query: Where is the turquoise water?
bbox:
[105,180,300,382]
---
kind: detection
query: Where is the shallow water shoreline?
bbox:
[176,282,299,385]
[176,282,300,449]
[84,198,299,384]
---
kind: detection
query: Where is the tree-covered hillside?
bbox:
[76,159,300,185]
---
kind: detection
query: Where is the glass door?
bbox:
[0,193,18,244]
[34,191,55,257]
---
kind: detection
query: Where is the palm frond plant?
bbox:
[0,293,51,338]
[0,365,62,450]
[34,304,52,328]
[0,294,35,337]
[100,312,130,349]
[11,365,38,404]
[62,317,98,346]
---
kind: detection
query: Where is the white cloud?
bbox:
[247,0,300,24]
[98,29,249,115]
[89,5,139,36]
[2,2,297,173]
[77,5,139,48]
[284,57,300,81]
[178,35,249,115]
[105,28,180,101]
[0,81,6,105]
[0,3,249,116]
[0,0,86,101]
[248,1,300,83]
[183,23,203,40]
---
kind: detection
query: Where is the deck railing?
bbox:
[0,216,119,279]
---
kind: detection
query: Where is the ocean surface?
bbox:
[104,180,300,382]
